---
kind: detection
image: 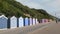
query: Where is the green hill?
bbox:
[0,0,54,19]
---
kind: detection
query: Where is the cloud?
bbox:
[45,0,60,8]
[24,2,45,9]
[16,0,45,9]
[16,0,60,18]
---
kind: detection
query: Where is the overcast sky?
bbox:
[16,0,60,18]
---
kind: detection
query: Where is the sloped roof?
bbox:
[0,15,8,19]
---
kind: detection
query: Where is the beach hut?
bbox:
[0,15,8,29]
[29,18,33,26]
[45,19,48,23]
[36,18,38,24]
[18,17,24,27]
[24,17,29,26]
[33,18,36,25]
[42,19,45,23]
[9,16,17,29]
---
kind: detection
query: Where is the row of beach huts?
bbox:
[0,15,52,29]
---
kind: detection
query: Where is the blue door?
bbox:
[0,15,8,29]
[24,17,29,26]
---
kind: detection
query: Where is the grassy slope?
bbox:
[0,0,54,19]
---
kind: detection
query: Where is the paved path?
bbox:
[0,22,55,34]
[28,22,60,34]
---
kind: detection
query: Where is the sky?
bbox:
[16,0,60,18]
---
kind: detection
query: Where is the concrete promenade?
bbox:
[0,21,55,34]
[28,22,60,34]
